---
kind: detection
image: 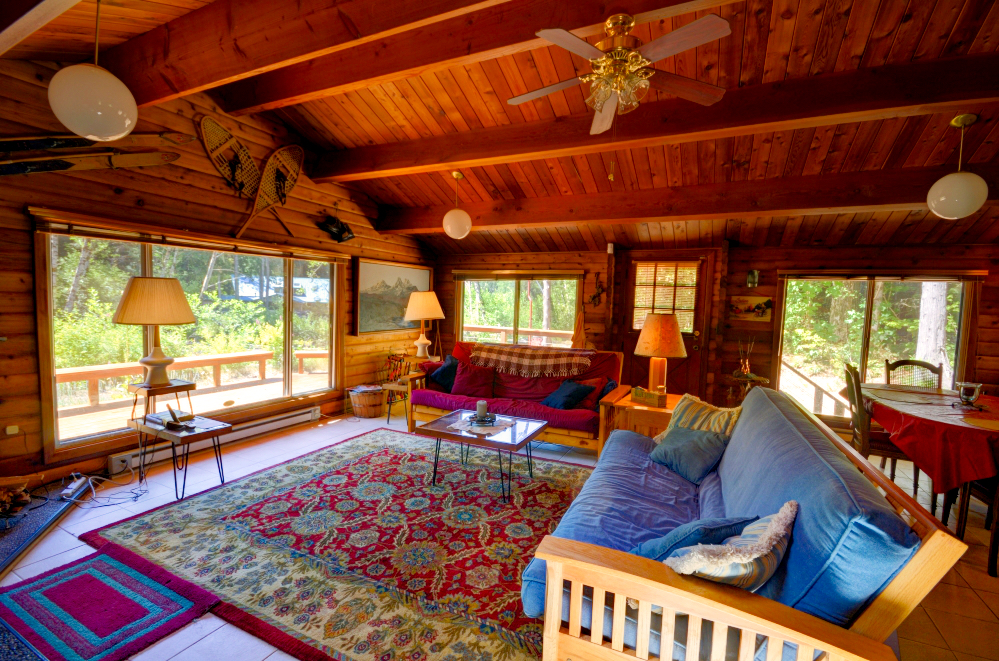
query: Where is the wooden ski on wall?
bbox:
[0,132,194,156]
[0,151,180,176]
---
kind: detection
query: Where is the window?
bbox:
[633,262,699,332]
[459,277,579,347]
[778,276,968,417]
[47,235,337,445]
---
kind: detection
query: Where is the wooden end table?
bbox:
[611,392,684,438]
[412,410,547,502]
[127,416,231,500]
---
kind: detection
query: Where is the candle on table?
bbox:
[476,400,488,418]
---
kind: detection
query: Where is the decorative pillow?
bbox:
[451,361,494,398]
[419,361,445,392]
[573,377,608,411]
[452,341,474,364]
[541,380,595,410]
[649,427,730,484]
[599,379,619,400]
[655,393,741,442]
[630,516,759,562]
[664,501,799,592]
[430,355,460,392]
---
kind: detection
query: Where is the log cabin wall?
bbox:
[722,245,999,403]
[0,59,432,477]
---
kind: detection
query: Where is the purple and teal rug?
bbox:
[0,543,218,661]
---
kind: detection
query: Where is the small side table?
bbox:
[127,416,231,499]
[612,392,684,440]
[128,379,196,423]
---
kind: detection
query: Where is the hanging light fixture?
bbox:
[48,0,137,142]
[443,171,472,239]
[927,114,989,220]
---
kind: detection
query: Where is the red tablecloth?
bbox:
[864,387,999,493]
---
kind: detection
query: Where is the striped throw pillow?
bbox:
[663,501,798,592]
[654,393,742,443]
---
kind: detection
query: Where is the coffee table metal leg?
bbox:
[496,448,508,502]
[525,442,534,478]
[432,437,441,485]
[170,442,192,500]
[211,435,225,484]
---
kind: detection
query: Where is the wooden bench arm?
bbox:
[599,384,631,407]
[536,536,896,661]
[397,371,426,382]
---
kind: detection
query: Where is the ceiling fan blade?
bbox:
[507,77,582,105]
[648,70,726,105]
[590,93,618,135]
[638,14,731,63]
[536,28,605,60]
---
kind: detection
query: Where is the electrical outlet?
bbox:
[5,425,17,435]
[109,455,130,475]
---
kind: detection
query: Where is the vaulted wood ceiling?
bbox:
[4,0,999,253]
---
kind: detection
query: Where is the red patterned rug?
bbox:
[83,428,591,660]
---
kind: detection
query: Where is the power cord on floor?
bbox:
[60,465,150,509]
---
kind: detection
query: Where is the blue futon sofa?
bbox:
[521,387,921,655]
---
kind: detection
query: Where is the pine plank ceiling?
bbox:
[6,0,999,254]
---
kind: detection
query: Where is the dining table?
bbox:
[861,383,999,539]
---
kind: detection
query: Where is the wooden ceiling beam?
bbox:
[100,0,512,108]
[376,166,999,234]
[215,0,742,116]
[0,0,81,56]
[313,53,999,182]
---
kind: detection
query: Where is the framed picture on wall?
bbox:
[729,295,773,322]
[353,258,433,335]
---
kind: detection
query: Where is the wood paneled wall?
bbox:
[435,252,612,356]
[0,59,432,476]
[722,245,999,397]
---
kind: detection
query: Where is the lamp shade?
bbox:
[926,171,989,220]
[404,291,445,321]
[113,277,195,325]
[443,208,472,239]
[48,64,138,142]
[634,313,687,358]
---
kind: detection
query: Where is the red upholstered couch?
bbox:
[406,343,628,454]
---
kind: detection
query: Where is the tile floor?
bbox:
[1,413,994,660]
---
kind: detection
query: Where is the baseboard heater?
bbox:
[107,406,321,475]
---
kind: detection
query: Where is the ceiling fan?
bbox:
[509,13,731,135]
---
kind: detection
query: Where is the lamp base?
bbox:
[414,333,431,359]
[139,345,174,387]
[649,357,668,393]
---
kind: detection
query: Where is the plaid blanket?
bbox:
[470,343,594,378]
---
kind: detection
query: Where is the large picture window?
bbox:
[459,277,579,347]
[778,276,969,417]
[47,235,336,445]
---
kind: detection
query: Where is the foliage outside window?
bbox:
[633,262,699,332]
[461,278,578,347]
[779,278,965,417]
[50,235,334,444]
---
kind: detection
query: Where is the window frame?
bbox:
[36,232,345,464]
[773,269,985,424]
[629,260,702,333]
[453,270,583,347]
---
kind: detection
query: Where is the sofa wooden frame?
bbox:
[536,395,967,661]
[403,350,627,453]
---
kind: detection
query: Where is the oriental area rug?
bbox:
[82,429,592,661]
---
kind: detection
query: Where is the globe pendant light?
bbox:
[927,114,989,220]
[48,0,137,142]
[443,171,472,239]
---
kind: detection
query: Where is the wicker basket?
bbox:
[349,388,384,418]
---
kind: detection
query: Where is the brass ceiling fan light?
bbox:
[508,10,731,135]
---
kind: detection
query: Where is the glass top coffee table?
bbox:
[412,409,548,501]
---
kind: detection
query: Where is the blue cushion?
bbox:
[521,430,700,618]
[649,427,730,485]
[599,379,619,400]
[698,471,726,519]
[429,355,459,392]
[630,516,758,562]
[719,388,920,626]
[541,380,595,410]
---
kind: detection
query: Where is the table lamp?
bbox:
[113,277,196,387]
[634,312,687,393]
[404,291,445,358]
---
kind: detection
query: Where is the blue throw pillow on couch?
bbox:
[541,380,595,410]
[630,516,759,562]
[430,355,460,392]
[650,427,730,484]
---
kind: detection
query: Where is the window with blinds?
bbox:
[633,262,699,332]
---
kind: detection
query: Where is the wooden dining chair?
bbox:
[845,364,913,484]
[941,478,998,577]
[885,359,944,389]
[378,353,412,426]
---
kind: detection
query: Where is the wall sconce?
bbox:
[746,270,759,288]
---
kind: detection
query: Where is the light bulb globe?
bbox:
[443,208,472,240]
[926,171,989,220]
[48,64,138,142]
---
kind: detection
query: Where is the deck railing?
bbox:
[781,360,848,416]
[461,324,573,345]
